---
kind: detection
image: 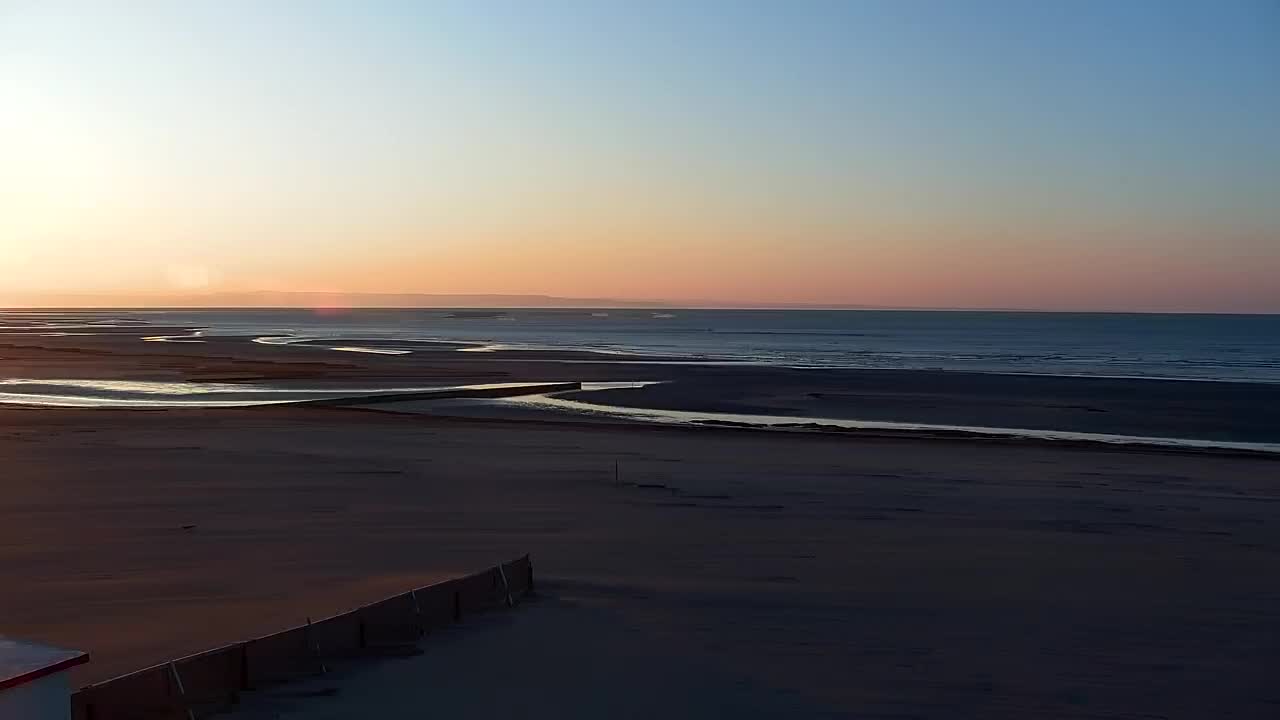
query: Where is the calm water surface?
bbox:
[110,308,1280,383]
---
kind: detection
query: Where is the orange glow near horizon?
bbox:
[4,221,1277,312]
[1,3,1277,313]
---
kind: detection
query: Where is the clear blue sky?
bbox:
[2,1,1277,310]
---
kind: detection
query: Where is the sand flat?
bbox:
[3,331,1280,716]
[2,405,1279,716]
[6,328,1280,442]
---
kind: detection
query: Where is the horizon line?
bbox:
[1,290,1277,316]
[1,303,1276,317]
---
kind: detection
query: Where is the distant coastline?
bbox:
[2,292,1277,314]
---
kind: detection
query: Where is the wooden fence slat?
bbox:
[69,556,533,719]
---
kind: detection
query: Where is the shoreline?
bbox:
[5,399,1280,460]
[3,327,1280,446]
[343,402,1280,461]
[5,373,1280,456]
[496,393,1280,458]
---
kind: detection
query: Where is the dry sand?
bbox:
[2,405,1279,717]
[3,330,1280,717]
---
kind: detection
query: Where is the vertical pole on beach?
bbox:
[168,662,196,720]
[497,564,514,608]
[410,589,424,637]
[306,617,328,675]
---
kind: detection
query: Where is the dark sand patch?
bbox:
[5,330,1280,443]
[2,406,1279,717]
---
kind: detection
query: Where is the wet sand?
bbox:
[2,405,1279,717]
[4,330,1280,444]
[4,329,1280,716]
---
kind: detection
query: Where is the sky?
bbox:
[1,1,1277,312]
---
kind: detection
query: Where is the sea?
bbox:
[5,307,1280,450]
[84,307,1280,384]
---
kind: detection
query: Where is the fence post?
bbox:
[239,642,250,691]
[168,662,195,720]
[305,617,328,674]
[410,589,424,637]
[497,565,513,608]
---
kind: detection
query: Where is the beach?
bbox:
[7,1,1278,715]
[3,324,1280,717]
[4,406,1279,717]
[5,324,1280,445]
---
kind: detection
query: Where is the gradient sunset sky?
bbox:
[2,1,1277,311]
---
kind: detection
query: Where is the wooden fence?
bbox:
[71,555,534,719]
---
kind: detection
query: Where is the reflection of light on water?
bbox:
[254,334,680,361]
[1,395,294,408]
[502,383,1280,455]
[253,335,451,355]
[455,342,662,358]
[0,311,156,332]
[0,379,261,395]
[0,379,570,408]
[143,331,204,344]
[331,346,411,355]
[252,335,302,346]
[0,324,127,331]
[0,379,282,407]
[254,335,413,355]
[578,381,663,391]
